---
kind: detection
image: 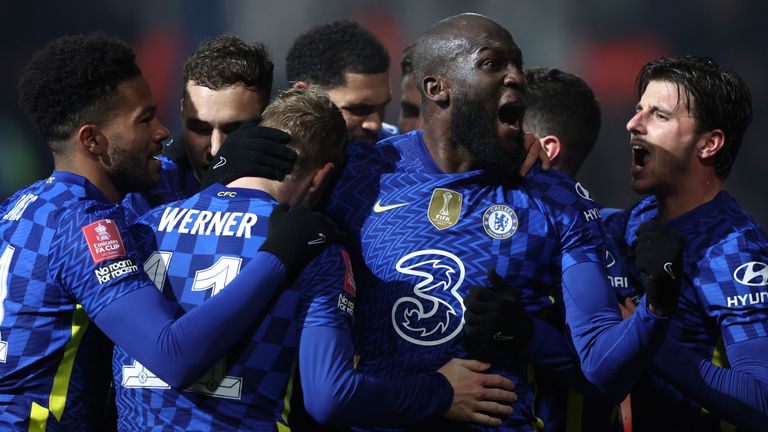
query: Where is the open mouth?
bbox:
[498,101,524,131]
[632,143,650,167]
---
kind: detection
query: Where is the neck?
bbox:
[54,155,123,203]
[656,171,724,221]
[227,177,303,206]
[422,125,476,173]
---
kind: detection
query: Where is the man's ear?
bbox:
[293,80,309,89]
[540,135,561,164]
[698,129,725,159]
[308,162,335,195]
[423,75,449,104]
[76,124,106,156]
[301,162,336,207]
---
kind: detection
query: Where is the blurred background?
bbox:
[2,0,766,228]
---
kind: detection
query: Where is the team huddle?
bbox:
[1,11,766,432]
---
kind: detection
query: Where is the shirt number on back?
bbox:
[122,253,245,399]
[0,245,15,363]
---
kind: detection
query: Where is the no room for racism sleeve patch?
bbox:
[82,219,127,264]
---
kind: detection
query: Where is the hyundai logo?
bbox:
[575,183,593,202]
[605,250,616,268]
[733,261,768,286]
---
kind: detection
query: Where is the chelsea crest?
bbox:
[482,204,518,240]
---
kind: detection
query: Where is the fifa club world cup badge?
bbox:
[482,205,518,240]
[428,188,462,230]
[82,219,127,263]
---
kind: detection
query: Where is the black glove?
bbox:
[162,136,189,167]
[258,203,346,276]
[633,219,684,316]
[463,269,534,352]
[200,116,297,189]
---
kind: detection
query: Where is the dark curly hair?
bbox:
[636,55,752,179]
[400,42,416,77]
[183,34,273,101]
[18,33,141,154]
[286,20,389,89]
[523,67,601,177]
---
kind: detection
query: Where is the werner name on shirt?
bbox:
[157,206,259,238]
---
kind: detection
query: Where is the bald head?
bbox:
[412,14,517,89]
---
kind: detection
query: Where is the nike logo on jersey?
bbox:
[663,262,676,279]
[493,331,516,341]
[213,157,227,169]
[308,233,326,245]
[373,200,410,213]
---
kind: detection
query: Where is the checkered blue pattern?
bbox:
[114,183,352,431]
[324,131,605,431]
[612,192,768,355]
[600,207,638,302]
[605,191,768,427]
[0,171,150,430]
[122,156,200,224]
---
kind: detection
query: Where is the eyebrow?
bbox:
[342,98,392,109]
[636,103,673,115]
[475,45,522,64]
[136,105,157,120]
[185,118,245,129]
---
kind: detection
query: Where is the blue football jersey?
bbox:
[324,131,608,431]
[122,155,200,224]
[113,184,354,431]
[606,191,768,427]
[0,171,151,431]
[534,202,632,432]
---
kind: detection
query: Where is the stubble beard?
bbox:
[450,92,525,179]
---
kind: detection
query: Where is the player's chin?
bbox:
[496,122,523,150]
[144,160,162,187]
[630,177,653,195]
[349,131,379,143]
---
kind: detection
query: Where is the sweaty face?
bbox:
[100,77,169,193]
[451,88,525,174]
[325,72,391,143]
[626,80,700,195]
[398,72,423,133]
[181,83,266,181]
[448,19,526,173]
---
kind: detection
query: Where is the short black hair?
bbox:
[183,34,274,101]
[286,20,389,88]
[636,55,752,179]
[523,68,602,176]
[401,42,416,77]
[18,33,141,154]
